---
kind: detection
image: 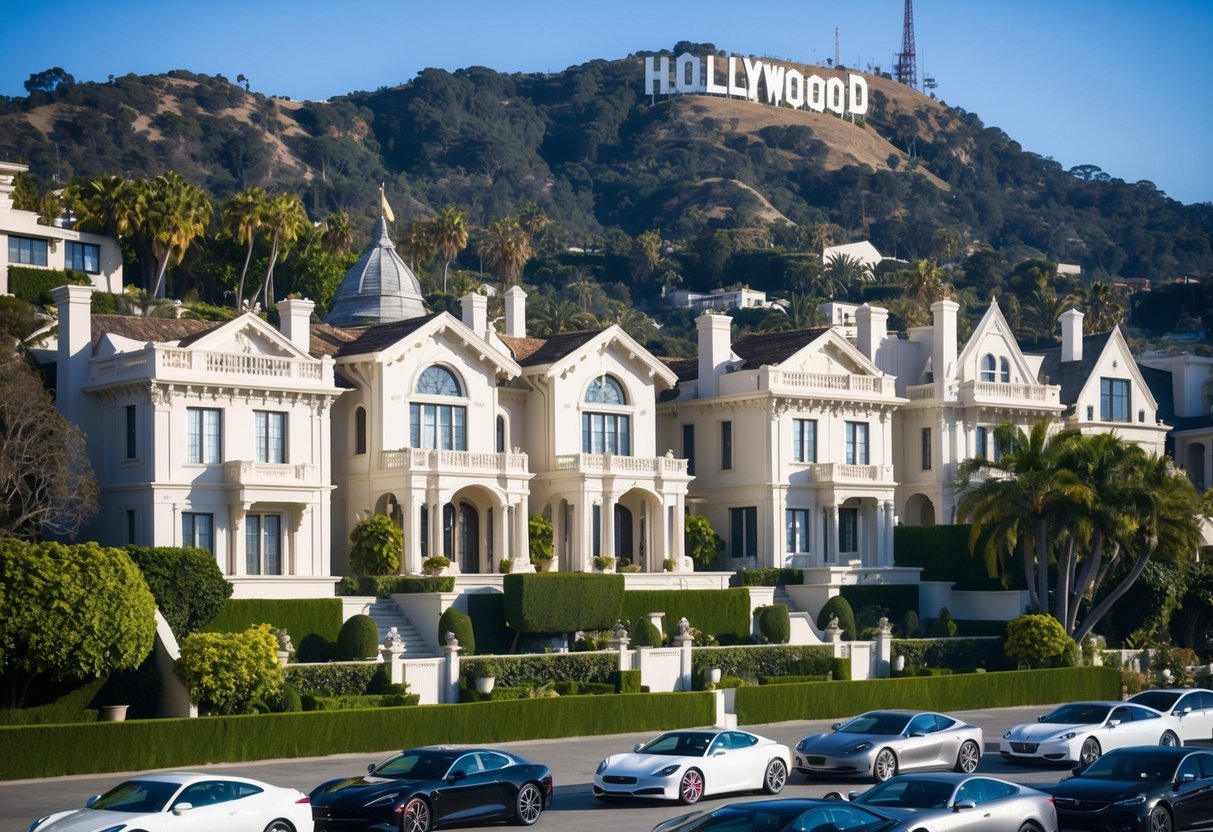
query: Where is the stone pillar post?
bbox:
[608,621,631,671]
[828,505,839,563]
[441,633,462,704]
[602,495,615,562]
[872,617,892,678]
[675,617,694,692]
[380,627,406,685]
[514,500,529,566]
[883,500,895,566]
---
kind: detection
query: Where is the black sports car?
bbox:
[310,747,553,832]
[1045,745,1213,832]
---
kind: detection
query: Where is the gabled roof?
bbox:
[955,300,1041,385]
[510,329,602,367]
[504,326,677,386]
[731,327,833,369]
[497,334,547,363]
[334,312,521,377]
[90,315,218,352]
[172,312,314,360]
[335,313,442,358]
[309,322,366,358]
[1031,331,1115,405]
[325,216,427,327]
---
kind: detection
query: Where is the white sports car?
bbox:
[1129,687,1213,744]
[1000,701,1180,766]
[27,771,313,832]
[594,729,791,804]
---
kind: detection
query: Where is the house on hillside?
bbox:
[1139,351,1213,492]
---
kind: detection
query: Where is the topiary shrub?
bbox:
[630,617,663,647]
[125,546,233,639]
[930,607,958,638]
[174,624,284,715]
[349,514,402,576]
[438,606,476,655]
[901,610,920,637]
[1005,613,1069,668]
[336,614,380,660]
[817,595,857,640]
[757,605,791,644]
[277,684,303,712]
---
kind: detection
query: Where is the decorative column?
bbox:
[230,503,249,575]
[828,505,839,563]
[441,632,462,704]
[674,617,694,692]
[655,500,669,570]
[513,500,529,566]
[874,502,886,568]
[602,494,615,561]
[406,499,423,575]
[608,621,632,671]
[380,627,405,685]
[883,500,895,566]
[673,495,686,562]
[872,617,892,678]
[493,502,507,569]
[428,498,442,559]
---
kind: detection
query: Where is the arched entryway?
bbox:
[904,493,936,527]
[457,502,479,573]
[615,487,661,570]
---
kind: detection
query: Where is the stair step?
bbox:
[365,600,436,658]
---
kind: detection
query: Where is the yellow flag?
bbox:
[380,185,395,223]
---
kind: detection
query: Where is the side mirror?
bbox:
[1180,773,1197,784]
[1109,719,1122,728]
[848,791,860,801]
[713,749,727,757]
[953,799,976,812]
[449,770,467,782]
[1182,706,1193,715]
[1071,764,1087,777]
[171,803,193,815]
[1037,715,1046,723]
[634,743,644,753]
[909,732,926,738]
[85,795,101,808]
[830,723,842,731]
[367,764,376,773]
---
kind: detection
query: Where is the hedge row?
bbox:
[340,575,456,597]
[461,652,617,687]
[690,645,845,683]
[622,589,751,644]
[734,667,1119,724]
[8,266,89,304]
[503,573,625,633]
[285,663,381,697]
[893,524,1022,591]
[467,593,513,655]
[302,693,420,710]
[737,568,804,586]
[892,637,1014,672]
[0,692,716,780]
[839,585,920,628]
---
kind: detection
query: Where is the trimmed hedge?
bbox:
[757,605,791,644]
[892,637,1014,672]
[622,588,751,644]
[438,607,476,656]
[894,524,1021,591]
[612,669,642,693]
[336,615,379,661]
[734,667,1119,724]
[285,663,380,697]
[817,596,857,640]
[690,645,843,685]
[340,575,456,597]
[125,546,232,638]
[503,573,625,633]
[0,692,716,779]
[203,599,343,642]
[467,593,513,655]
[461,652,617,687]
[302,693,420,710]
[737,568,804,586]
[8,266,89,305]
[757,675,830,685]
[0,679,105,725]
[840,585,919,629]
[630,618,663,647]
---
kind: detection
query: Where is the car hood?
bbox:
[1007,722,1088,742]
[34,808,155,832]
[311,774,437,804]
[799,731,888,754]
[1048,778,1159,802]
[603,753,691,775]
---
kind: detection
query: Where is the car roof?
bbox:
[883,772,1006,784]
[1101,745,1205,758]
[1131,688,1213,695]
[126,772,263,786]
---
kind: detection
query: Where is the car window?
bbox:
[449,754,482,776]
[91,780,180,813]
[933,715,956,731]
[1197,692,1213,710]
[907,714,936,735]
[177,781,234,807]
[793,804,886,832]
[643,733,710,756]
[1127,705,1159,721]
[479,752,512,772]
[230,782,262,799]
[1197,754,1213,779]
[1046,704,1110,724]
[1109,706,1134,723]
[1178,756,1201,782]
[729,731,759,747]
[840,713,912,735]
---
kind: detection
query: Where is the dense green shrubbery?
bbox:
[757,674,830,685]
[0,679,106,725]
[8,266,89,304]
[817,595,857,640]
[202,598,344,662]
[840,585,919,629]
[125,546,232,638]
[175,624,284,715]
[737,568,804,586]
[461,652,617,687]
[285,663,381,697]
[467,593,513,655]
[612,669,642,693]
[894,525,1020,590]
[892,637,1012,672]
[336,615,380,660]
[621,589,751,643]
[339,575,457,597]
[302,692,420,710]
[630,618,663,647]
[894,666,955,677]
[691,645,843,684]
[757,605,790,644]
[1005,614,1072,668]
[349,514,402,575]
[503,573,624,633]
[438,607,476,655]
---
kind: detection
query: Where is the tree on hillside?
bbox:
[0,352,97,539]
[24,67,75,94]
[1082,281,1125,333]
[220,187,268,309]
[66,174,142,242]
[824,252,871,292]
[144,172,213,299]
[399,219,435,272]
[320,210,353,255]
[478,217,532,285]
[430,206,468,293]
[252,192,308,309]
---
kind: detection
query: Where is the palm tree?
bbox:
[532,297,596,336]
[809,223,835,255]
[66,174,141,241]
[320,210,354,255]
[567,268,598,313]
[252,192,308,309]
[610,304,656,341]
[399,219,436,273]
[478,217,532,285]
[429,207,468,293]
[144,172,213,299]
[1083,282,1125,333]
[220,187,268,309]
[517,203,549,241]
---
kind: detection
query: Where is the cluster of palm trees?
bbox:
[957,420,1202,642]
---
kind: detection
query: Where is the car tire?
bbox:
[1078,737,1101,767]
[678,768,704,805]
[1160,730,1181,748]
[954,740,981,773]
[401,797,432,832]
[513,782,543,826]
[263,823,293,832]
[873,748,898,783]
[1016,823,1041,832]
[1149,805,1173,832]
[761,759,787,794]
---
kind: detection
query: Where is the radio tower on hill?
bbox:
[894,0,918,89]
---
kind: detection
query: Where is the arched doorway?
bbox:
[457,502,479,573]
[904,493,936,527]
[614,505,633,561]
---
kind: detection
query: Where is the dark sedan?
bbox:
[651,797,903,832]
[1045,746,1213,832]
[310,747,553,832]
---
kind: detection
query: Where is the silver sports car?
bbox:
[828,772,1059,832]
[795,709,984,782]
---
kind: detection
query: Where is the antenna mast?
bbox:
[894,0,918,89]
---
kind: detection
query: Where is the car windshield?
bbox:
[1130,691,1182,712]
[90,780,182,813]
[1042,704,1111,724]
[837,713,912,735]
[639,732,714,757]
[855,778,954,809]
[372,751,459,779]
[1079,751,1176,782]
[664,803,837,832]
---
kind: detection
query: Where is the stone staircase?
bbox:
[772,585,796,611]
[366,598,434,658]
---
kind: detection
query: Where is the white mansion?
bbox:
[38,217,1211,595]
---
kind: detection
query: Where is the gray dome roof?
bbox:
[325,216,427,327]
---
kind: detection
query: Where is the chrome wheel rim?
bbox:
[959,741,979,772]
[1151,807,1172,832]
[1160,731,1180,747]
[1079,738,1100,766]
[403,798,430,832]
[681,770,703,803]
[518,784,542,824]
[874,750,896,782]
[766,760,787,793]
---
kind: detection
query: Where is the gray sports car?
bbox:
[795,710,984,782]
[828,772,1059,832]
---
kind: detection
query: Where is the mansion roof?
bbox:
[505,329,603,367]
[1030,330,1115,405]
[90,315,218,351]
[325,216,428,327]
[333,313,442,358]
[662,327,833,382]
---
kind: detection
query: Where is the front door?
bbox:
[614,505,633,561]
[458,503,479,573]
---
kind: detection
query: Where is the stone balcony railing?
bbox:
[554,453,689,476]
[92,345,332,386]
[721,367,897,398]
[805,462,896,484]
[906,379,1060,407]
[223,460,317,486]
[379,448,529,475]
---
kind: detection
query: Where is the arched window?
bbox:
[585,375,626,405]
[582,374,630,455]
[411,366,467,450]
[354,406,367,455]
[416,365,462,396]
[999,357,1010,383]
[980,354,996,383]
[496,415,506,453]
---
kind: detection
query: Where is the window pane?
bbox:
[453,406,465,451]
[264,515,281,574]
[585,375,625,404]
[126,405,137,459]
[245,515,261,574]
[203,410,221,463]
[416,366,462,396]
[409,404,420,448]
[721,421,733,469]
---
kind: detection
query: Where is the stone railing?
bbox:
[223,460,317,485]
[906,384,935,401]
[805,462,895,483]
[964,379,1059,406]
[379,448,529,474]
[554,453,689,476]
[93,344,328,384]
[756,367,897,397]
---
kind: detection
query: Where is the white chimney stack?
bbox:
[931,299,959,397]
[278,297,315,354]
[1060,308,1084,363]
[52,284,95,425]
[504,286,527,338]
[696,313,733,399]
[460,292,487,338]
[856,303,887,363]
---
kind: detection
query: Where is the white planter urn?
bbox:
[474,676,496,695]
[706,668,722,685]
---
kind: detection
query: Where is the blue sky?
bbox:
[4,0,1211,204]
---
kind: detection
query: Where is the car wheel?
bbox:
[954,740,980,773]
[761,759,787,794]
[1016,823,1041,832]
[513,782,543,826]
[1078,737,1101,766]
[1160,730,1181,748]
[401,797,432,832]
[1149,805,1173,832]
[678,768,704,804]
[263,823,293,832]
[873,748,898,783]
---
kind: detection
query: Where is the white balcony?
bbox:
[223,460,318,486]
[380,448,529,475]
[721,367,897,399]
[907,380,1060,408]
[554,453,689,476]
[91,345,333,387]
[805,462,895,484]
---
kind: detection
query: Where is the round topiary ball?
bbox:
[337,614,380,660]
[438,606,476,656]
[816,595,857,641]
[758,604,791,644]
[630,617,663,647]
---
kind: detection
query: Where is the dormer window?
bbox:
[980,354,996,382]
[410,365,467,450]
[585,375,626,405]
[999,357,1010,383]
[582,374,630,455]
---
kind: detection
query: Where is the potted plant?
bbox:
[498,558,513,574]
[473,659,499,695]
[423,555,450,576]
[593,555,616,573]
[529,515,555,571]
[663,558,678,572]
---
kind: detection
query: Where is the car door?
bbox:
[1171,752,1213,832]
[949,778,1022,832]
[1103,705,1150,750]
[430,752,502,825]
[169,780,256,832]
[1179,692,1213,744]
[476,751,518,819]
[704,733,751,794]
[899,713,947,770]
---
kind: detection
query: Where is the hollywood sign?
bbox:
[643,52,868,117]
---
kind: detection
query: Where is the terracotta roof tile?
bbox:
[90,315,218,350]
[335,313,442,357]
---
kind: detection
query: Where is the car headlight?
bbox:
[1004,731,1012,739]
[596,758,608,774]
[26,818,51,832]
[796,740,808,752]
[364,793,399,808]
[844,742,873,755]
[654,764,681,777]
[1058,732,1077,741]
[1113,795,1147,808]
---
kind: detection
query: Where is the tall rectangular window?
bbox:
[682,424,695,476]
[245,514,282,574]
[1100,378,1130,422]
[728,506,757,558]
[592,504,602,558]
[839,508,859,553]
[721,421,733,470]
[182,512,214,553]
[186,408,222,463]
[581,413,631,454]
[410,403,467,450]
[975,426,988,460]
[845,422,869,465]
[126,509,137,545]
[65,241,101,273]
[254,411,287,463]
[921,427,932,470]
[125,405,137,459]
[792,419,817,463]
[8,236,48,266]
[786,509,810,553]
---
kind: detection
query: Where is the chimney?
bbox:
[696,313,733,399]
[1060,308,1084,362]
[460,292,487,338]
[52,284,95,425]
[277,297,315,354]
[931,299,959,395]
[855,303,888,363]
[504,286,526,338]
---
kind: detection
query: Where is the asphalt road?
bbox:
[4,705,1078,832]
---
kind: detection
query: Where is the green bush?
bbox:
[498,559,513,574]
[757,605,791,644]
[892,637,1012,672]
[894,524,1015,590]
[340,575,456,597]
[894,666,955,677]
[277,684,303,712]
[438,607,476,656]
[612,669,642,693]
[175,624,284,715]
[336,615,380,660]
[125,546,232,638]
[8,266,89,305]
[630,618,663,647]
[685,514,724,568]
[840,585,918,626]
[1005,614,1070,668]
[0,679,106,725]
[738,568,804,586]
[621,589,751,644]
[528,515,554,562]
[467,593,513,655]
[757,675,830,685]
[503,573,625,633]
[691,645,840,684]
[901,610,920,637]
[930,607,959,638]
[0,295,37,343]
[349,514,403,576]
[302,693,420,710]
[285,663,380,697]
[461,653,617,687]
[817,595,857,640]
[202,599,343,662]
